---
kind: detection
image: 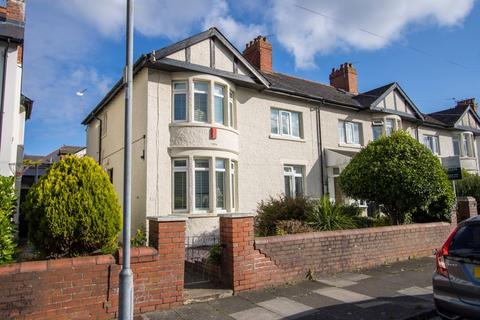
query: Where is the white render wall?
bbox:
[0,44,22,177]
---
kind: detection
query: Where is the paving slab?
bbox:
[336,272,371,282]
[257,297,314,317]
[314,287,373,303]
[315,277,358,288]
[207,295,257,315]
[230,307,280,320]
[397,286,433,301]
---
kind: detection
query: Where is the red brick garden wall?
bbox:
[0,218,185,319]
[219,215,454,293]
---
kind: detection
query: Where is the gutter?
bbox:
[315,105,326,195]
[0,39,9,151]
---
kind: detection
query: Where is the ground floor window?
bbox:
[173,159,187,210]
[284,165,304,197]
[195,159,210,210]
[172,157,237,213]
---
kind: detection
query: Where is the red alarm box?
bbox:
[210,127,217,140]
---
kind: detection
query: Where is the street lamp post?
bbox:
[119,0,134,319]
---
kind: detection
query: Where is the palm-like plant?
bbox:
[308,195,355,231]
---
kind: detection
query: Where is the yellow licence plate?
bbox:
[475,267,480,279]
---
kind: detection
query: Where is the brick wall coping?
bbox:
[147,215,188,222]
[117,247,158,264]
[457,196,475,201]
[255,222,450,245]
[0,254,115,276]
[219,212,257,218]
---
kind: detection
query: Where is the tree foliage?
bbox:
[23,156,122,257]
[0,176,16,264]
[340,130,454,224]
[456,169,480,205]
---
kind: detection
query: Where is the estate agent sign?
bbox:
[441,156,462,180]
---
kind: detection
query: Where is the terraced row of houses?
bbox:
[82,28,480,236]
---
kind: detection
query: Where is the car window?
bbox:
[450,223,480,253]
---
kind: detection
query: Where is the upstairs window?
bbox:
[372,123,383,141]
[284,165,304,198]
[173,82,187,121]
[462,132,474,157]
[194,82,209,122]
[452,135,460,156]
[338,121,361,145]
[229,90,236,128]
[214,84,225,125]
[423,135,440,155]
[271,108,301,138]
[385,119,395,136]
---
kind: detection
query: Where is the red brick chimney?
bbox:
[457,98,478,114]
[329,63,358,94]
[6,0,25,22]
[242,36,272,73]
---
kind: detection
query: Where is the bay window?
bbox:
[230,161,236,210]
[173,82,187,121]
[372,124,383,141]
[173,159,188,211]
[462,132,474,157]
[215,159,226,210]
[229,90,236,128]
[194,82,209,122]
[195,159,210,210]
[338,121,361,145]
[284,165,304,198]
[452,135,460,156]
[385,119,394,136]
[423,135,440,155]
[271,108,302,138]
[214,84,225,125]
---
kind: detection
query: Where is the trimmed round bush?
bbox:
[23,156,122,257]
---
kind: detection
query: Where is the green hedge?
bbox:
[23,156,122,258]
[0,176,16,264]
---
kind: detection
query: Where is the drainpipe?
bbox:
[94,115,103,165]
[0,39,10,151]
[316,103,326,195]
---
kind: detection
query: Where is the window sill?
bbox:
[171,212,234,218]
[338,143,362,149]
[269,134,305,143]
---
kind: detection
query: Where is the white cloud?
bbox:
[270,0,475,68]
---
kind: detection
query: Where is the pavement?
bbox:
[141,256,441,320]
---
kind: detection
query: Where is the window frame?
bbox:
[230,160,237,211]
[193,81,209,123]
[214,83,226,125]
[270,108,302,138]
[462,132,475,158]
[423,134,440,155]
[215,158,227,211]
[172,81,188,122]
[338,120,361,145]
[172,159,188,212]
[228,90,236,128]
[194,158,210,212]
[283,165,304,198]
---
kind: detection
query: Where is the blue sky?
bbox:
[23,0,479,155]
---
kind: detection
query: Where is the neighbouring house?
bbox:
[0,0,30,180]
[18,145,86,238]
[82,27,480,237]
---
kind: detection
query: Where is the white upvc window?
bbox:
[372,124,383,141]
[228,90,236,128]
[423,135,440,155]
[193,81,209,123]
[338,121,361,145]
[284,165,304,198]
[194,159,210,210]
[172,82,187,122]
[214,84,225,125]
[452,135,461,156]
[462,132,474,157]
[385,119,395,136]
[271,108,301,138]
[230,160,237,211]
[215,159,226,210]
[173,159,188,211]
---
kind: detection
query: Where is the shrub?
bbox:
[456,170,480,207]
[340,131,454,224]
[255,195,313,236]
[131,227,147,247]
[307,195,355,231]
[208,243,222,265]
[0,176,16,264]
[275,220,314,235]
[23,156,122,258]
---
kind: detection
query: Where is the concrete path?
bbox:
[141,257,438,320]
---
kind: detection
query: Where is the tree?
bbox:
[0,176,16,264]
[339,130,454,224]
[23,156,122,257]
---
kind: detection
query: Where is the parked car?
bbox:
[433,215,480,319]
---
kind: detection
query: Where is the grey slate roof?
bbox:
[261,71,363,108]
[353,82,395,106]
[427,104,468,127]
